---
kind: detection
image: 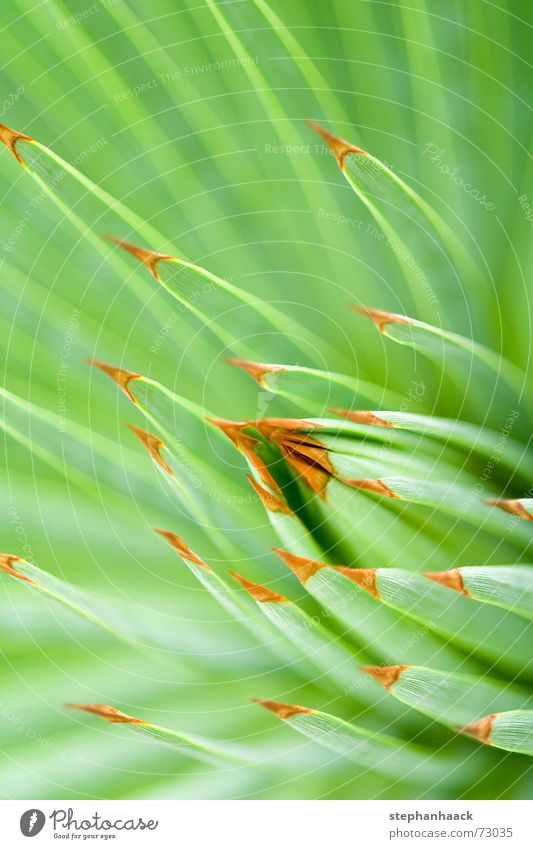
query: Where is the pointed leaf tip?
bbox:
[208,418,282,494]
[127,424,174,477]
[246,475,292,514]
[87,359,140,404]
[353,306,412,333]
[0,122,32,165]
[486,498,533,521]
[155,529,211,569]
[269,429,334,498]
[344,478,399,499]
[207,417,249,446]
[362,665,408,690]
[230,572,288,603]
[334,567,380,598]
[66,703,145,724]
[425,569,469,596]
[258,417,320,434]
[252,698,313,720]
[104,236,174,280]
[461,713,496,744]
[226,358,286,386]
[273,549,325,584]
[329,408,394,428]
[306,121,366,170]
[0,554,34,583]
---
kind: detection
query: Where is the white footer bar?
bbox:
[2,799,530,848]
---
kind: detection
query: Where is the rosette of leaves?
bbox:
[0,0,532,800]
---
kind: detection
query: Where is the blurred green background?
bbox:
[1,0,532,798]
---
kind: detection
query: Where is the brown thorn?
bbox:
[230,572,288,603]
[272,432,334,499]
[210,417,325,495]
[252,698,313,720]
[461,714,496,744]
[282,451,332,498]
[0,554,35,584]
[273,549,326,584]
[257,417,320,436]
[127,424,174,477]
[343,478,399,499]
[207,417,250,447]
[155,529,211,570]
[226,358,287,387]
[0,122,32,165]
[486,498,533,521]
[66,703,145,725]
[334,567,380,598]
[210,419,282,493]
[352,306,412,334]
[209,416,318,444]
[362,665,408,690]
[425,569,469,596]
[328,408,394,428]
[275,434,331,460]
[246,475,292,514]
[306,121,366,170]
[87,359,140,404]
[244,445,282,494]
[104,236,174,281]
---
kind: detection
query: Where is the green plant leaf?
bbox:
[355,307,532,436]
[363,664,533,730]
[462,710,533,756]
[67,703,249,763]
[426,566,533,621]
[309,122,484,322]
[254,698,463,786]
[0,553,176,652]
